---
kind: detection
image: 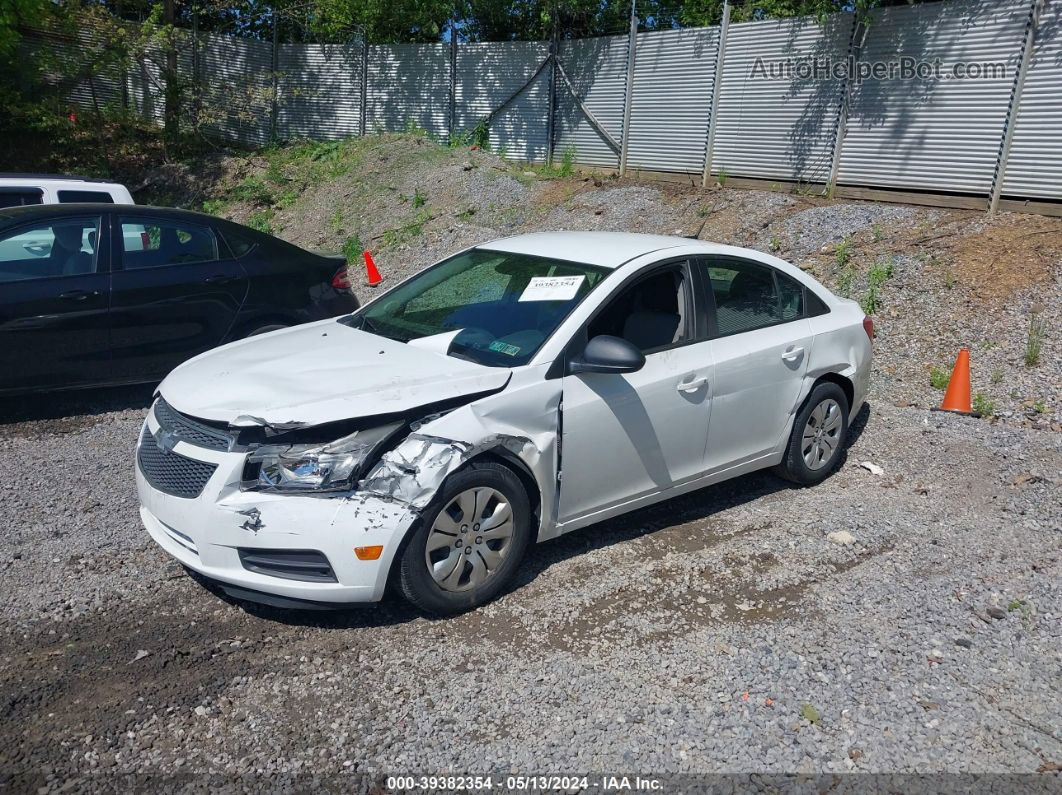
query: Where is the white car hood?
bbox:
[158,319,511,426]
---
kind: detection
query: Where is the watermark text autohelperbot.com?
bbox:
[750,55,1009,82]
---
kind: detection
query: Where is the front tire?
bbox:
[398,462,531,616]
[775,381,850,485]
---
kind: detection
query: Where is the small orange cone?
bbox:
[363,250,382,287]
[936,347,976,416]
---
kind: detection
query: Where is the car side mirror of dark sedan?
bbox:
[569,335,646,375]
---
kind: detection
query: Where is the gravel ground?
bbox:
[2,146,1060,789]
[1,380,1060,790]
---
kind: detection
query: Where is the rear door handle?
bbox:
[60,290,99,301]
[781,347,805,361]
[204,275,237,285]
[677,376,708,393]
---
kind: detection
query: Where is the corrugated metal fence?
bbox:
[32,0,1061,208]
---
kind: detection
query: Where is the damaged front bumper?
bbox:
[136,414,418,606]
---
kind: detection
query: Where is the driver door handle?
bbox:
[781,347,805,361]
[204,274,238,285]
[677,376,708,393]
[60,290,99,301]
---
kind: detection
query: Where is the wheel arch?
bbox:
[813,371,854,412]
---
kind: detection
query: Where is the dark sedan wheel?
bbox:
[398,462,531,616]
[775,381,850,485]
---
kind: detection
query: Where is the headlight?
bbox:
[245,422,403,492]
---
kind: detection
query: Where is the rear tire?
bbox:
[398,462,531,616]
[775,381,850,485]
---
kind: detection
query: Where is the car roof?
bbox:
[0,174,123,185]
[478,231,693,269]
[0,203,221,225]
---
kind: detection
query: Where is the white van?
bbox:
[0,174,135,207]
[0,175,141,261]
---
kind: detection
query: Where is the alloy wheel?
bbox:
[424,487,515,592]
[801,398,843,470]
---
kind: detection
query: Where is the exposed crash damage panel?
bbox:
[357,370,563,538]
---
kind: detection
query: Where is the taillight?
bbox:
[331,267,352,290]
[140,231,151,250]
[863,316,875,340]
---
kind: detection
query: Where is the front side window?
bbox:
[703,259,802,336]
[58,190,115,204]
[586,267,689,353]
[350,249,608,367]
[120,217,218,268]
[0,216,101,283]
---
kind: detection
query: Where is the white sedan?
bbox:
[136,232,872,614]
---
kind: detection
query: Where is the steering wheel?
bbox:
[452,327,495,350]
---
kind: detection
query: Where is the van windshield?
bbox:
[346,249,608,367]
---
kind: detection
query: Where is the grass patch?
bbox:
[382,208,431,248]
[835,237,855,297]
[972,393,995,417]
[1025,313,1045,367]
[861,258,895,314]
[768,235,781,253]
[341,234,364,264]
[929,366,951,390]
[247,209,275,235]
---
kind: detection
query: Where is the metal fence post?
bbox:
[449,27,458,141]
[545,24,559,165]
[827,15,866,193]
[360,33,369,137]
[618,2,638,176]
[269,8,279,143]
[989,0,1043,213]
[701,0,730,188]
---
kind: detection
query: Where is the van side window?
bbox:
[58,190,116,203]
[0,188,44,208]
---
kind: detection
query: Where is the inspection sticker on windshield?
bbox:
[519,275,584,302]
[488,340,521,356]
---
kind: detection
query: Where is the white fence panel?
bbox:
[199,32,273,145]
[837,0,1030,194]
[556,34,628,168]
[1000,1,1060,200]
[627,27,719,174]
[711,14,853,183]
[367,43,450,138]
[278,43,363,141]
[457,41,550,162]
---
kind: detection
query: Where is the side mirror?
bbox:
[569,334,646,375]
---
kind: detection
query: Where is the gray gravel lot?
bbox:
[1,382,1059,790]
[1,175,1060,790]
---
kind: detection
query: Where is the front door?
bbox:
[108,214,248,382]
[0,214,111,392]
[699,257,813,471]
[558,263,713,524]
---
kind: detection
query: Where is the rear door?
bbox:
[107,214,248,381]
[0,213,111,392]
[698,257,814,471]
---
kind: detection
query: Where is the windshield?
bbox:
[347,248,609,367]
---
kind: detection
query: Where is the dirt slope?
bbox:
[141,133,1062,429]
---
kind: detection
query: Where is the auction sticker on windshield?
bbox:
[519,275,584,302]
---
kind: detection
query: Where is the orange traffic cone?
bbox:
[935,348,976,416]
[363,250,383,287]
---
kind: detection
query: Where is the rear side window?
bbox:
[58,190,115,204]
[702,259,806,337]
[221,228,257,258]
[120,217,218,268]
[0,188,43,208]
